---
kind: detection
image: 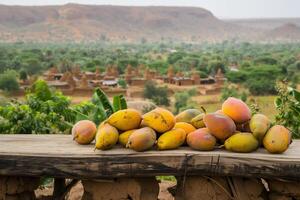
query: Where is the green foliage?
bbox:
[0,81,75,134]
[25,58,43,75]
[174,89,198,114]
[208,60,226,74]
[275,81,300,138]
[118,78,127,89]
[29,79,52,101]
[221,84,248,102]
[0,70,19,92]
[0,81,128,134]
[113,95,128,112]
[19,69,28,81]
[92,88,114,117]
[143,81,170,106]
[227,65,282,95]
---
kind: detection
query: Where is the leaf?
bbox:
[292,89,300,102]
[93,88,114,117]
[274,98,282,108]
[92,106,107,125]
[113,95,127,112]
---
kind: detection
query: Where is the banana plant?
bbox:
[73,88,128,125]
[113,94,127,112]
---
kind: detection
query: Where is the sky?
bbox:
[0,0,299,19]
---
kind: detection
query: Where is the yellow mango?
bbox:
[174,122,196,135]
[72,120,97,145]
[191,113,206,129]
[95,123,119,150]
[127,127,156,152]
[107,109,142,131]
[250,114,271,144]
[225,132,259,153]
[142,108,175,133]
[175,109,202,123]
[118,129,136,147]
[263,125,291,154]
[157,128,186,150]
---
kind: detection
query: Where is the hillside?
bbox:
[227,18,300,30]
[264,23,300,41]
[0,4,299,43]
[0,4,249,43]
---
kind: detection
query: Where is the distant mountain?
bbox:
[227,18,300,30]
[264,23,300,41]
[0,4,299,43]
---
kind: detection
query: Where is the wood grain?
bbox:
[0,135,299,180]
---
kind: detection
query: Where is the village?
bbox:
[18,65,227,98]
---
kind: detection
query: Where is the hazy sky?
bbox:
[0,0,299,19]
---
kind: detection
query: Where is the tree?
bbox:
[208,60,226,75]
[0,70,19,92]
[143,81,170,106]
[118,79,127,89]
[25,58,43,75]
[174,89,198,113]
[221,84,247,102]
[19,69,28,81]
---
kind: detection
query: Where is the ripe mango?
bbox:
[107,109,142,131]
[118,129,137,147]
[127,127,156,151]
[222,97,251,123]
[142,108,175,133]
[203,113,236,140]
[175,109,202,123]
[157,128,186,150]
[225,132,259,153]
[215,110,224,115]
[263,125,291,154]
[72,120,97,145]
[250,114,271,143]
[95,123,119,150]
[187,128,216,151]
[174,122,196,135]
[190,113,206,129]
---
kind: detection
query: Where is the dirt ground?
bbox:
[36,180,175,200]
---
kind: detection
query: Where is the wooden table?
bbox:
[0,135,299,180]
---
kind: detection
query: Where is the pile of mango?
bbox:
[72,97,291,154]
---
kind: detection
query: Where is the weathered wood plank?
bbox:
[0,135,299,180]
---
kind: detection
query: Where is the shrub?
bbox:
[118,79,127,89]
[143,81,170,106]
[0,70,19,92]
[275,81,300,138]
[221,84,248,102]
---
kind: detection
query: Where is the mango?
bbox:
[118,129,137,147]
[250,114,271,143]
[174,122,196,135]
[175,109,202,123]
[215,110,224,115]
[95,123,119,150]
[142,108,175,133]
[157,128,186,150]
[222,97,251,123]
[203,113,236,140]
[187,128,216,151]
[72,120,97,145]
[225,132,259,153]
[127,127,156,151]
[190,113,206,129]
[263,125,291,154]
[107,109,142,131]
